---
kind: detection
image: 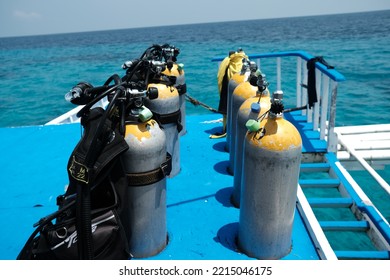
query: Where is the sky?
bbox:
[0,0,389,38]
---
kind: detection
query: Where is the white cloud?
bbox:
[13,10,41,20]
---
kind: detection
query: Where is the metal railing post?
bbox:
[320,75,330,140]
[276,57,282,91]
[296,57,302,108]
[327,81,339,153]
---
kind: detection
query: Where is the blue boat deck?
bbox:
[0,113,322,260]
[1,112,389,260]
[284,112,327,154]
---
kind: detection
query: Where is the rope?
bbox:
[185,93,220,113]
[184,93,228,138]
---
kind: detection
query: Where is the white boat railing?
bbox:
[296,186,338,260]
[212,50,346,153]
[45,97,108,125]
[335,124,390,196]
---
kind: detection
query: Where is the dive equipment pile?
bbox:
[18,44,183,260]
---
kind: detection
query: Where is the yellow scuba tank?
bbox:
[226,75,258,174]
[162,62,187,136]
[231,75,270,208]
[121,103,171,258]
[238,90,302,259]
[225,58,255,150]
[144,83,181,177]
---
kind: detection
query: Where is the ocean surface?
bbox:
[0,10,389,250]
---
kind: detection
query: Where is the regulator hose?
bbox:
[77,74,123,118]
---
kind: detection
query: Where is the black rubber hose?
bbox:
[76,182,93,259]
[77,81,124,118]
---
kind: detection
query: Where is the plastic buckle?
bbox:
[160,153,172,177]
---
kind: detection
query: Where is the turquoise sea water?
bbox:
[0,10,389,249]
[1,10,389,128]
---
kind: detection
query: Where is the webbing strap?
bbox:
[176,83,187,95]
[154,110,183,132]
[126,153,172,186]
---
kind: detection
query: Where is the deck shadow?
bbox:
[215,187,234,208]
[213,160,231,175]
[212,141,228,152]
[205,126,224,136]
[214,222,240,254]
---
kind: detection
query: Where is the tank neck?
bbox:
[269,111,283,119]
[269,90,284,118]
[255,90,269,97]
[128,106,153,123]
